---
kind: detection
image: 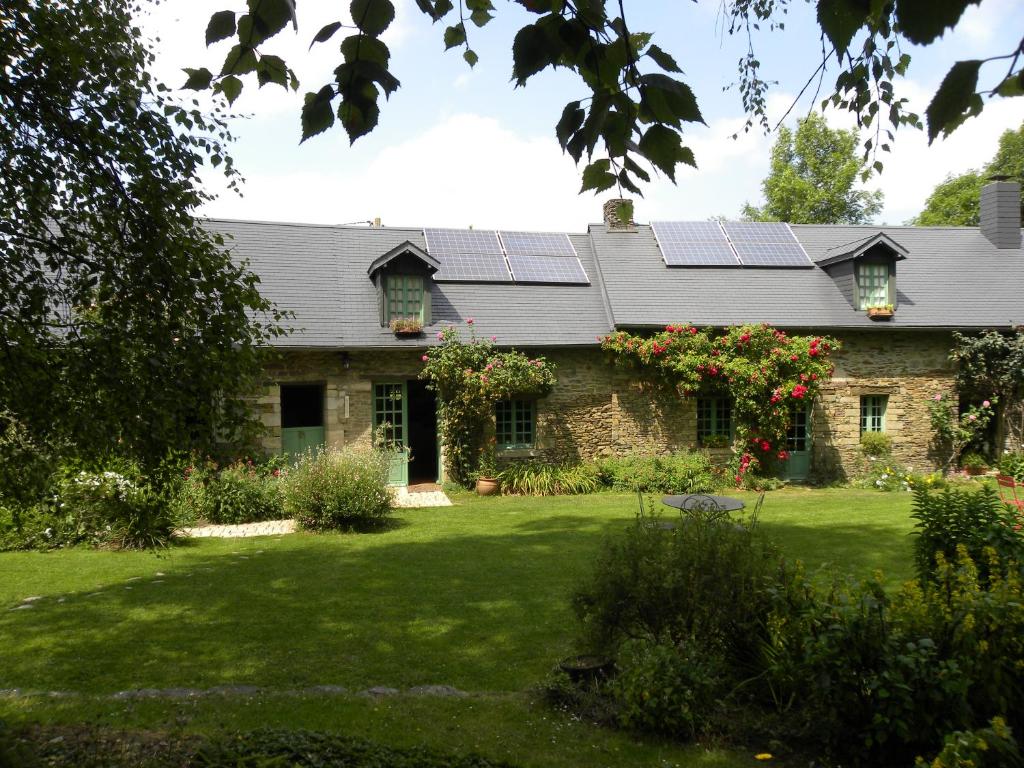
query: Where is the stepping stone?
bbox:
[151,580,164,584]
[408,685,469,698]
[155,572,166,577]
[57,598,66,604]
[10,604,34,611]
[360,686,400,697]
[21,596,43,603]
[208,685,260,696]
[306,685,348,695]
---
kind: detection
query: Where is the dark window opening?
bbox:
[281,384,324,428]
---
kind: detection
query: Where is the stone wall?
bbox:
[254,330,957,480]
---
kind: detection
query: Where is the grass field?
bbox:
[0,488,917,767]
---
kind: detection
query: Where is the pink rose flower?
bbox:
[491,336,497,342]
[436,332,444,340]
[983,400,991,408]
[968,414,977,421]
[466,317,474,325]
[421,355,429,362]
[933,394,942,401]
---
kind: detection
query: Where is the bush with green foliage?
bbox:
[960,451,989,472]
[910,485,1022,585]
[610,639,721,739]
[999,451,1024,482]
[860,430,892,458]
[596,451,720,494]
[915,717,1022,768]
[282,447,392,531]
[201,462,284,525]
[497,461,601,496]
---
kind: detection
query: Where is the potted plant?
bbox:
[390,317,423,337]
[866,304,895,320]
[475,442,500,495]
[961,451,989,476]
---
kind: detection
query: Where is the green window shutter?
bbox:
[496,399,535,448]
[860,395,888,434]
[857,262,889,309]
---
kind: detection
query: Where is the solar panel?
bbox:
[506,253,589,284]
[721,222,813,267]
[499,231,577,258]
[651,221,741,266]
[423,228,512,282]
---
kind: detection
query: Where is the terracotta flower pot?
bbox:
[867,307,894,320]
[965,466,987,476]
[475,477,500,496]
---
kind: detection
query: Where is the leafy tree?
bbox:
[741,113,884,224]
[913,123,1024,226]
[192,0,1023,195]
[0,0,284,486]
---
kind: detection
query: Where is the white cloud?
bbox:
[201,113,597,230]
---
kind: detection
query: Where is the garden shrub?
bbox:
[860,430,892,458]
[915,717,1022,768]
[596,451,719,494]
[999,451,1024,481]
[910,485,1022,584]
[610,638,721,739]
[498,461,601,495]
[202,462,283,524]
[282,447,392,531]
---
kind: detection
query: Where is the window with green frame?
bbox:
[857,262,890,309]
[496,399,535,449]
[385,275,424,323]
[860,394,888,434]
[696,397,732,445]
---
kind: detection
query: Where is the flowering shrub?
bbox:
[281,447,392,531]
[420,323,556,485]
[928,393,995,473]
[170,456,287,526]
[601,323,838,483]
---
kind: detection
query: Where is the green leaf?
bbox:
[310,21,343,49]
[995,72,1024,98]
[896,0,982,45]
[470,8,493,27]
[580,159,616,193]
[639,74,704,126]
[638,124,694,182]
[555,100,585,148]
[182,67,214,91]
[218,75,243,104]
[925,60,983,143]
[255,55,288,89]
[444,22,467,50]
[220,44,258,77]
[511,22,553,85]
[645,44,682,73]
[816,0,869,58]
[301,86,336,142]
[339,99,381,143]
[463,49,479,67]
[351,0,396,37]
[340,35,391,67]
[205,11,237,46]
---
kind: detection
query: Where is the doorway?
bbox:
[782,403,812,481]
[406,380,439,484]
[280,383,326,458]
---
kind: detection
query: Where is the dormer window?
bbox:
[856,261,891,310]
[818,232,908,316]
[386,275,424,323]
[368,241,439,329]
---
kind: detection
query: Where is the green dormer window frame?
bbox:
[385,275,425,323]
[496,399,535,449]
[856,259,895,310]
[696,397,732,445]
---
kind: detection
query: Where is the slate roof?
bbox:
[209,216,1024,349]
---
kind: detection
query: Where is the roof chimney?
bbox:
[603,198,635,231]
[980,179,1021,249]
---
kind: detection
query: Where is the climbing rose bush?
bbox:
[420,323,556,485]
[601,323,839,483]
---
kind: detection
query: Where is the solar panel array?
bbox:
[651,221,741,266]
[423,228,590,284]
[423,228,512,282]
[651,221,813,268]
[720,222,813,267]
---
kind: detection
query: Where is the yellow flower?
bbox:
[755,754,773,761]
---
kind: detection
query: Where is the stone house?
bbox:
[216,181,1023,484]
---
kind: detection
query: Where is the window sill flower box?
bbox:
[866,305,894,320]
[390,318,423,337]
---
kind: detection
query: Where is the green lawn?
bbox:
[0,488,916,767]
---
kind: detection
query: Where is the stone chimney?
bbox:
[603,198,635,230]
[980,179,1022,249]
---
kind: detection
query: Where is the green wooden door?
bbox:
[782,403,812,481]
[374,382,409,486]
[281,426,326,458]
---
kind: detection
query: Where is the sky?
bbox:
[140,1,1024,231]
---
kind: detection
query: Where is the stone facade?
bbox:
[255,330,959,481]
